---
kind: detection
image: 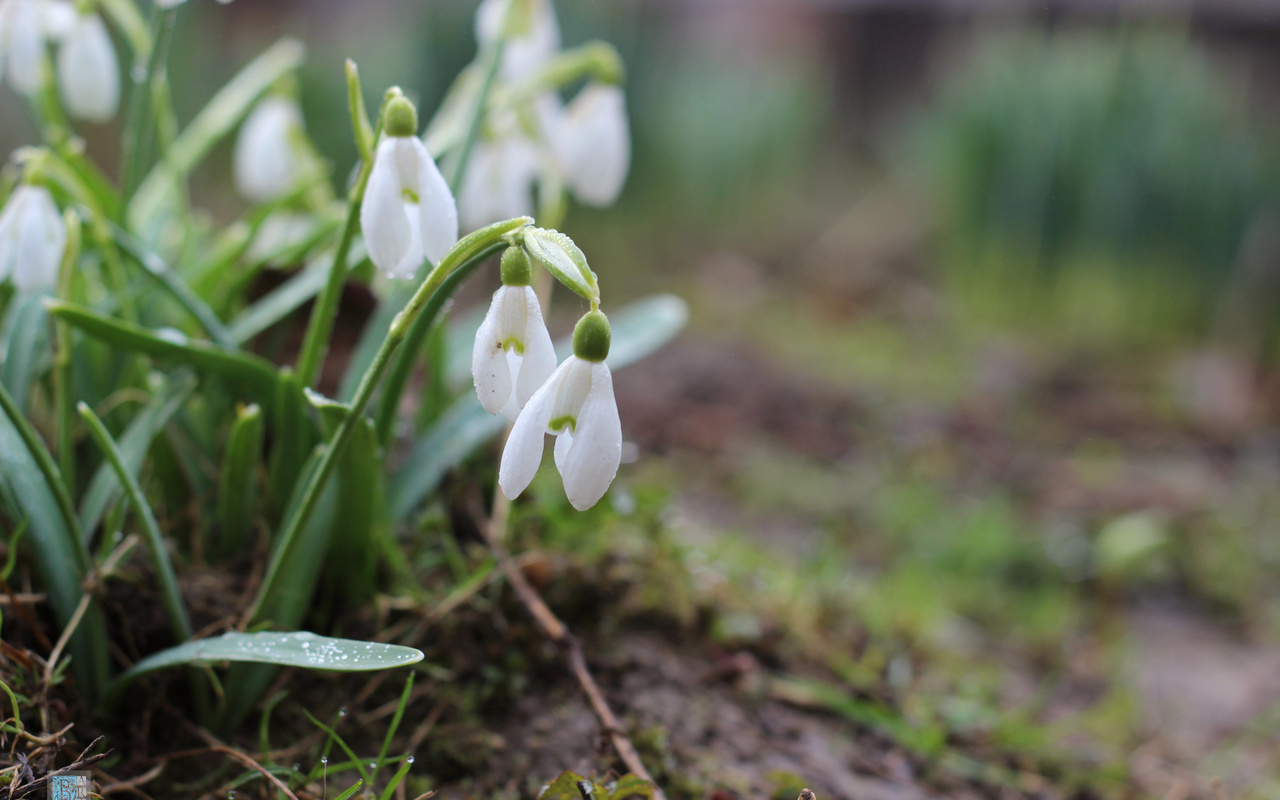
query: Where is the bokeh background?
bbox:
[8,0,1280,796]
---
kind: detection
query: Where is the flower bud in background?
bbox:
[458,131,539,232]
[360,96,458,279]
[234,95,305,202]
[0,0,75,96]
[473,246,557,420]
[552,83,630,207]
[56,11,118,122]
[0,184,67,293]
[499,309,621,510]
[475,0,559,80]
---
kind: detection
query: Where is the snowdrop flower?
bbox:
[234,95,304,202]
[0,184,66,293]
[500,309,621,511]
[552,83,630,207]
[458,132,539,231]
[472,247,556,421]
[475,0,559,80]
[0,0,75,96]
[360,96,458,279]
[56,11,118,122]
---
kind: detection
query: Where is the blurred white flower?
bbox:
[154,0,235,8]
[551,83,630,207]
[472,283,556,420]
[0,0,75,96]
[458,134,539,232]
[0,184,66,293]
[360,135,458,279]
[499,354,621,510]
[234,95,304,202]
[475,0,559,80]
[57,11,118,122]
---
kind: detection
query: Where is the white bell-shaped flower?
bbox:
[499,310,621,511]
[475,0,559,80]
[0,0,69,95]
[234,95,304,202]
[360,97,458,279]
[552,83,630,207]
[458,134,539,232]
[0,184,66,293]
[56,11,118,122]
[472,249,556,420]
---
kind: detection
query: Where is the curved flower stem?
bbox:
[293,88,390,389]
[119,6,175,213]
[248,218,532,625]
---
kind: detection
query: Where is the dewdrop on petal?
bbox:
[552,83,630,207]
[360,95,458,279]
[499,309,621,511]
[472,247,557,421]
[234,95,305,202]
[0,184,66,293]
[56,11,119,122]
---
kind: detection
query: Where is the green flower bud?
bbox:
[500,246,532,286]
[572,310,611,362]
[383,96,418,138]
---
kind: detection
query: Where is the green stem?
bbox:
[55,211,82,494]
[78,403,193,643]
[120,6,175,214]
[248,218,530,624]
[293,86,389,389]
[293,176,369,389]
[448,39,505,193]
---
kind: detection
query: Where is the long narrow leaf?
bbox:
[229,265,329,345]
[1,295,51,414]
[216,403,264,558]
[79,372,196,542]
[47,301,279,408]
[107,220,236,348]
[79,403,192,643]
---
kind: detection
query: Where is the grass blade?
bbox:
[215,403,264,558]
[47,300,280,408]
[79,403,193,644]
[1,295,51,414]
[228,264,329,345]
[78,372,195,542]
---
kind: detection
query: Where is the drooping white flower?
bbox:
[458,134,539,232]
[475,0,559,80]
[0,184,66,293]
[472,250,556,420]
[499,310,621,511]
[360,98,458,279]
[551,83,630,207]
[0,0,74,95]
[234,95,304,202]
[56,11,118,122]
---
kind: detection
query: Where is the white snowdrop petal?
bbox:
[361,139,413,278]
[553,426,572,476]
[409,138,458,265]
[458,138,537,232]
[514,286,556,408]
[57,13,119,122]
[7,0,44,95]
[556,84,630,207]
[234,96,301,202]
[472,289,513,416]
[558,362,621,510]
[499,359,567,500]
[40,0,75,39]
[548,357,593,431]
[11,186,63,292]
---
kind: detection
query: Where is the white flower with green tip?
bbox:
[234,95,305,202]
[499,309,621,511]
[0,184,66,293]
[552,83,630,207]
[57,11,118,122]
[472,247,557,421]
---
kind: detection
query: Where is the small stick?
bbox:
[474,500,667,800]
